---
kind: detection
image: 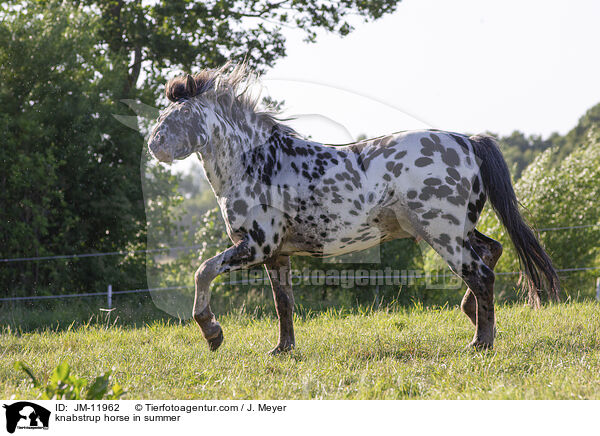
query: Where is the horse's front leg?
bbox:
[265,255,295,355]
[193,238,265,351]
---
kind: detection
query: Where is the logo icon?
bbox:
[3,402,50,433]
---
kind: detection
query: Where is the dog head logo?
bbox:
[3,402,50,433]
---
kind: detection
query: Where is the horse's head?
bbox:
[149,64,283,167]
[148,74,209,163]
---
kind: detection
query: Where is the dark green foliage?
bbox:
[0,3,150,297]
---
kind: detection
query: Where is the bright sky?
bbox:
[261,0,600,144]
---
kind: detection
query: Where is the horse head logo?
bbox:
[3,402,51,434]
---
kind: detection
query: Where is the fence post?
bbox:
[596,278,600,302]
[107,284,112,309]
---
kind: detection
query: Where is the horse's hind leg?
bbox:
[461,230,502,326]
[265,255,295,354]
[456,238,497,349]
[425,230,496,349]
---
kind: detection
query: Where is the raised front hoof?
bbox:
[268,343,294,356]
[466,340,493,351]
[204,326,224,351]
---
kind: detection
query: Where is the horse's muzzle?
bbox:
[148,133,173,163]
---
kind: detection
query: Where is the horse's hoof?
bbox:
[268,344,294,356]
[207,327,224,351]
[466,340,493,351]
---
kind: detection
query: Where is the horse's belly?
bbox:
[282,211,414,258]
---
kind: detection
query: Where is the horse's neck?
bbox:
[199,115,273,198]
[197,140,236,198]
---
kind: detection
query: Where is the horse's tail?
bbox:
[469,134,560,307]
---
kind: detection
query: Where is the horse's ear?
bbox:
[186,74,197,96]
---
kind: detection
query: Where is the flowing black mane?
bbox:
[165,62,297,136]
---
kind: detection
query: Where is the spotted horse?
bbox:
[148,64,560,353]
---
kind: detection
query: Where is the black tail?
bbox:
[470,134,560,307]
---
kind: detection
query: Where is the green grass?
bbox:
[1,301,600,399]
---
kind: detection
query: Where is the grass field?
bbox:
[1,301,599,399]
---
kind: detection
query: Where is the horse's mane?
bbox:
[165,62,297,136]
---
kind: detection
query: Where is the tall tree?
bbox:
[0,3,153,296]
[83,0,403,95]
